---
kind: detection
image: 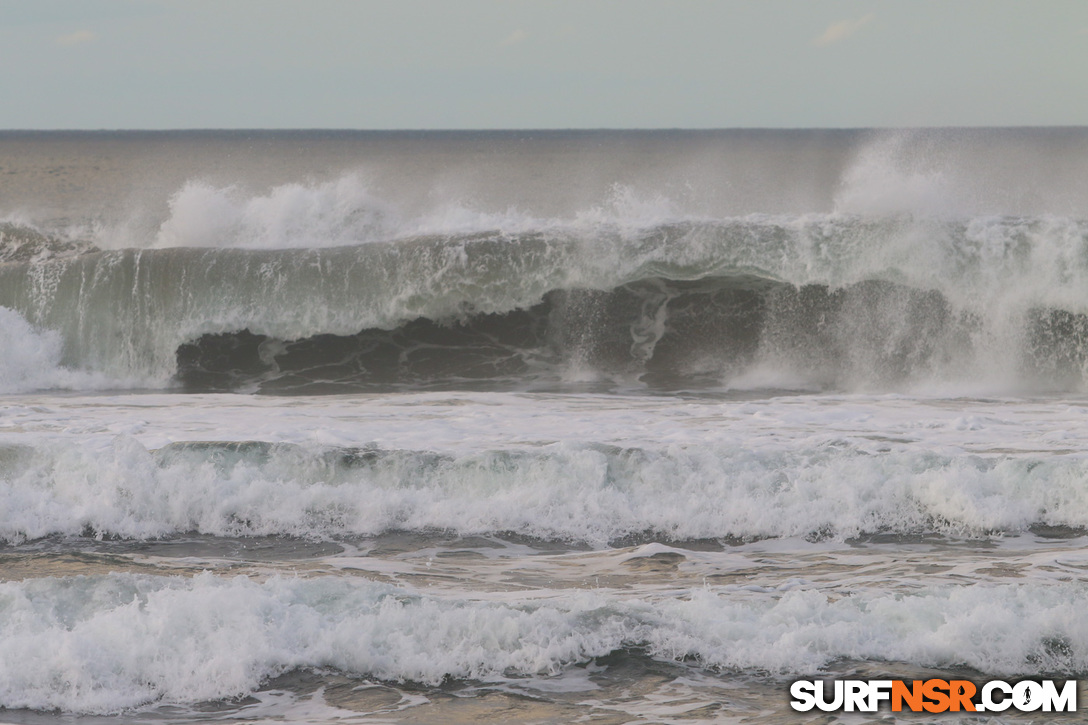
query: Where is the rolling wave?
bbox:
[3,437,1087,544]
[3,214,1088,392]
[3,572,1086,713]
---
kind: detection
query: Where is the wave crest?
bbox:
[3,214,1088,392]
[5,436,1088,544]
[3,572,1087,712]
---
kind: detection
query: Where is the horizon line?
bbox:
[1,124,1086,133]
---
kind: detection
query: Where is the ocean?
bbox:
[2,128,1088,723]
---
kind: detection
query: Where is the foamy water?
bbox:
[3,129,1088,723]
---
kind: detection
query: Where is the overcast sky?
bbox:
[1,0,1086,129]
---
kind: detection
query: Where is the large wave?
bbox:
[3,212,1088,393]
[5,128,1088,394]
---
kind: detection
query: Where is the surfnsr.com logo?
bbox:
[790,679,1077,713]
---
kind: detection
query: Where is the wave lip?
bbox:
[4,213,1088,393]
[0,221,96,264]
[152,175,399,250]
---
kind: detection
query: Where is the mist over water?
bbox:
[3,129,1088,394]
[5,129,1088,722]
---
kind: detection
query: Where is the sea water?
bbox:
[2,129,1088,723]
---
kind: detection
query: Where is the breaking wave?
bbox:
[3,437,1088,545]
[0,306,110,394]
[3,572,1087,713]
[3,211,1088,393]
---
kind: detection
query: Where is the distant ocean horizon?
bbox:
[3,127,1088,722]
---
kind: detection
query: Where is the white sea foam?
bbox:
[7,128,1088,723]
[5,161,1088,393]
[1,572,1085,713]
[834,133,960,217]
[5,211,1088,390]
[0,307,115,394]
[144,174,558,251]
[152,176,400,249]
[145,176,686,251]
[3,425,1088,544]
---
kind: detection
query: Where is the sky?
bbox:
[1,0,1087,129]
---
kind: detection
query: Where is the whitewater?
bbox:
[2,128,1088,723]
